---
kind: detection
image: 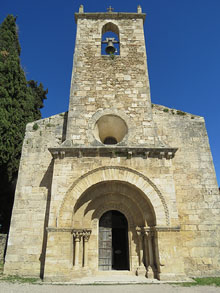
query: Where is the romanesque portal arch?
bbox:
[56,166,169,277]
[58,166,170,228]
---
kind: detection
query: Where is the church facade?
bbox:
[4,6,220,281]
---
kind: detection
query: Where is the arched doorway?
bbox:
[99,210,129,271]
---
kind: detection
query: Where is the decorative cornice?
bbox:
[46,227,72,233]
[75,12,146,23]
[46,227,92,235]
[136,226,181,234]
[48,146,178,160]
[153,226,181,232]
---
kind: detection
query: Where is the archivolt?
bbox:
[93,201,135,228]
[58,166,170,226]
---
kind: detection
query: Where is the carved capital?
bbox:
[159,151,165,159]
[83,230,92,241]
[72,230,83,241]
[144,151,150,159]
[52,151,59,159]
[73,233,82,241]
[141,226,150,237]
[127,151,132,159]
[167,151,173,159]
[72,228,92,242]
[60,151,65,159]
[136,226,142,237]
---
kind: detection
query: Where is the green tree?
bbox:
[28,80,48,120]
[0,15,47,233]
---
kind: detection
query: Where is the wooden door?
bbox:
[99,211,112,270]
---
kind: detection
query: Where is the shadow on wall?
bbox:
[39,159,54,279]
[61,111,68,143]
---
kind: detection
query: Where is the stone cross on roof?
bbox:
[107,6,114,13]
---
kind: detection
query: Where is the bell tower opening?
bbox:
[101,22,120,55]
[99,210,129,271]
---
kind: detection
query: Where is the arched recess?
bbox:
[88,108,135,145]
[58,166,170,227]
[73,181,155,228]
[93,200,136,228]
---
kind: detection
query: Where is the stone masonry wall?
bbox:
[153,104,220,277]
[4,113,67,276]
[4,105,220,278]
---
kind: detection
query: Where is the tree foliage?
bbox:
[0,15,47,232]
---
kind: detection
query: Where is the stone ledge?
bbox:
[47,227,91,234]
[75,12,146,23]
[138,226,181,233]
[48,146,178,160]
[154,226,181,232]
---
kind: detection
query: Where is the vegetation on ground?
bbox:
[0,274,39,284]
[0,269,219,287]
[176,277,220,287]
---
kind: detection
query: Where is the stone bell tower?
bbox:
[63,4,168,151]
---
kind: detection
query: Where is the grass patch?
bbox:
[163,108,169,113]
[110,53,115,60]
[32,123,39,131]
[46,123,55,128]
[176,110,186,116]
[178,277,220,287]
[0,274,39,284]
[194,277,220,286]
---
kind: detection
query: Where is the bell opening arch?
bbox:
[101,22,120,55]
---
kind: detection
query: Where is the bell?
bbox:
[102,37,118,55]
[105,39,116,55]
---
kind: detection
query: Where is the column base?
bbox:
[146,266,155,279]
[136,265,147,277]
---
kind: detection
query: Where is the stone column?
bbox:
[136,227,146,276]
[152,228,160,280]
[147,230,155,279]
[73,231,82,267]
[83,230,91,267]
[142,227,150,267]
[136,227,143,266]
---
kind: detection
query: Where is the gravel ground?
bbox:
[0,283,220,293]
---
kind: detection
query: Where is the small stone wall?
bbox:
[0,234,7,263]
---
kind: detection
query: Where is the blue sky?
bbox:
[1,0,220,186]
